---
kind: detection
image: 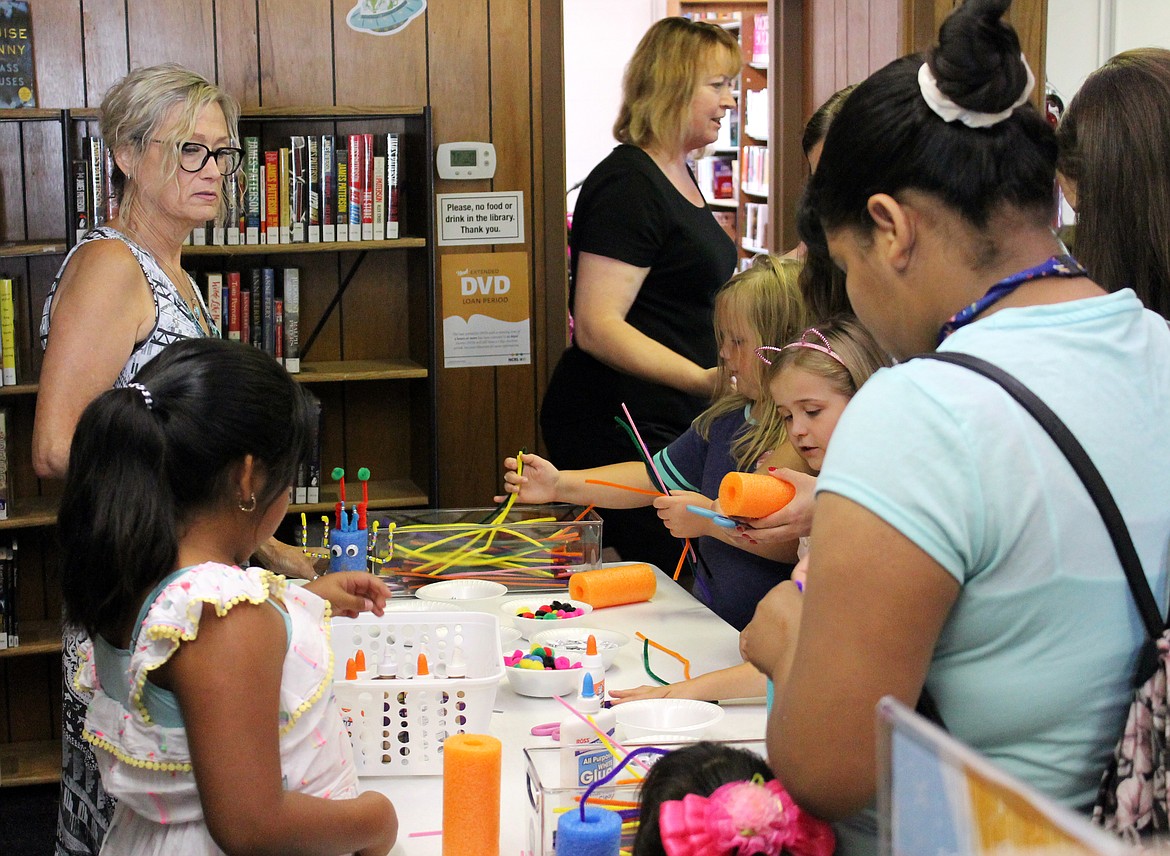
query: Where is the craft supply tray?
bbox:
[370,504,604,594]
[523,738,766,855]
[331,611,504,776]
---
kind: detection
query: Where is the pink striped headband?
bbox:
[756,327,846,367]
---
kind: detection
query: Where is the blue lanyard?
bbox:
[937,254,1089,345]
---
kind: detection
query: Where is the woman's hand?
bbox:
[305,572,391,618]
[255,536,322,581]
[739,580,804,687]
[737,468,817,544]
[494,452,560,504]
[653,491,711,539]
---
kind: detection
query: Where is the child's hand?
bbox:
[653,491,710,539]
[305,572,392,618]
[739,580,803,686]
[493,452,560,504]
[608,684,681,705]
[736,468,817,543]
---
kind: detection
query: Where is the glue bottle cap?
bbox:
[575,672,601,713]
[378,650,398,678]
[447,648,467,678]
[416,652,430,677]
[354,648,367,672]
[345,657,358,681]
[586,635,598,657]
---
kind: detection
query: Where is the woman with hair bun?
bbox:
[739,1,1170,851]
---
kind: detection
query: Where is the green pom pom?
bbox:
[332,467,345,480]
[358,467,371,481]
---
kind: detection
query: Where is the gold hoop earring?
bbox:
[238,493,257,513]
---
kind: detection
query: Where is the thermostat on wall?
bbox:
[436,142,497,180]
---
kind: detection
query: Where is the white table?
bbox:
[360,567,767,854]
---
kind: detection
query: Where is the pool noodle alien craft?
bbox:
[301,467,386,573]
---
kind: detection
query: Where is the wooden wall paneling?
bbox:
[340,383,415,488]
[537,0,567,409]
[29,0,85,108]
[869,0,900,69]
[126,0,216,77]
[257,0,334,106]
[21,122,65,243]
[428,0,495,508]
[215,0,262,107]
[770,0,806,253]
[332,3,428,106]
[0,124,24,243]
[82,0,129,106]
[845,0,871,83]
[807,0,838,108]
[489,0,539,473]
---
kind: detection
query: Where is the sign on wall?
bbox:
[441,251,531,368]
[437,191,525,246]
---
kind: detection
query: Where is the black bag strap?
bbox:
[916,352,1165,641]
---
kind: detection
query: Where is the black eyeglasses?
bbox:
[153,140,243,175]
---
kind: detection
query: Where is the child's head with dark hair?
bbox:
[634,742,774,856]
[806,0,1055,255]
[59,338,315,639]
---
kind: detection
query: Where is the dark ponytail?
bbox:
[806,0,1055,253]
[59,339,315,638]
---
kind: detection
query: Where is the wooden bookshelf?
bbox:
[0,739,58,787]
[0,240,68,259]
[183,238,426,256]
[0,620,61,659]
[0,496,59,530]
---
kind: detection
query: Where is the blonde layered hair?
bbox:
[614,17,740,153]
[764,315,892,405]
[695,255,809,470]
[100,63,241,225]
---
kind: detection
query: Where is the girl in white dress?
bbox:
[60,337,398,855]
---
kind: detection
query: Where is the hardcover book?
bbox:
[360,133,374,240]
[226,172,241,245]
[0,3,36,108]
[73,159,88,241]
[205,272,224,335]
[348,134,363,239]
[0,408,8,523]
[289,136,306,243]
[278,147,291,244]
[386,132,400,239]
[307,135,320,243]
[282,267,300,374]
[274,298,284,365]
[249,269,262,347]
[86,137,105,229]
[0,277,17,385]
[335,137,349,241]
[261,267,276,356]
[373,155,386,241]
[227,271,242,341]
[321,135,336,242]
[244,136,261,244]
[240,282,252,347]
[264,150,279,243]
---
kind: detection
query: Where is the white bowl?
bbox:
[614,699,725,740]
[528,627,630,670]
[415,579,508,613]
[499,597,594,639]
[499,625,523,651]
[503,662,586,697]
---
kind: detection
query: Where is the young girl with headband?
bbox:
[501,255,810,630]
[740,1,1170,851]
[60,338,398,855]
[612,317,889,707]
[632,741,834,856]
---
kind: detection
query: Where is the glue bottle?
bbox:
[559,672,616,789]
[582,634,605,699]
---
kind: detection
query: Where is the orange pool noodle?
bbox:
[443,733,501,856]
[569,563,656,609]
[718,472,796,518]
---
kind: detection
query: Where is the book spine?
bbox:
[0,409,8,524]
[321,135,335,243]
[373,155,386,241]
[307,399,322,503]
[348,134,363,239]
[307,136,320,243]
[361,133,374,240]
[386,132,400,239]
[102,145,119,223]
[265,151,279,244]
[227,271,242,341]
[335,137,349,241]
[8,540,17,648]
[206,272,224,337]
[73,159,89,241]
[87,137,105,229]
[249,269,262,347]
[274,298,284,365]
[0,278,16,385]
[0,545,9,649]
[290,136,306,243]
[278,148,291,244]
[240,283,252,347]
[193,219,209,245]
[282,268,300,373]
[261,267,276,356]
[0,543,6,649]
[244,136,261,244]
[225,171,241,245]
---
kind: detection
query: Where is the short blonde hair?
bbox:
[696,255,809,470]
[765,315,891,403]
[100,64,241,224]
[614,17,740,152]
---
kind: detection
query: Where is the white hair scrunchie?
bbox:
[918,54,1036,129]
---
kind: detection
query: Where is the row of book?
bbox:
[76,132,402,246]
[741,145,770,196]
[743,202,770,253]
[0,538,18,649]
[0,278,18,387]
[743,87,769,142]
[696,155,736,202]
[201,267,302,372]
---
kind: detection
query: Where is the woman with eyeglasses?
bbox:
[32,64,314,856]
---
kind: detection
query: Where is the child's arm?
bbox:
[496,452,660,508]
[162,602,398,856]
[608,661,766,704]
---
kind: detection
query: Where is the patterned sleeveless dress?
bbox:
[40,226,216,856]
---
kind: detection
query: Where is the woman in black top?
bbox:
[541,17,740,576]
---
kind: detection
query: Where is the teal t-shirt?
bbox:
[818,290,1170,810]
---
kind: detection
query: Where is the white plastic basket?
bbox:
[330,611,503,776]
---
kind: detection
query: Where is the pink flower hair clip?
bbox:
[658,775,836,856]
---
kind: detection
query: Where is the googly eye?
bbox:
[346,544,361,558]
[331,544,343,558]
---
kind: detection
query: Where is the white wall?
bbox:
[563,0,667,211]
[1047,0,1170,104]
